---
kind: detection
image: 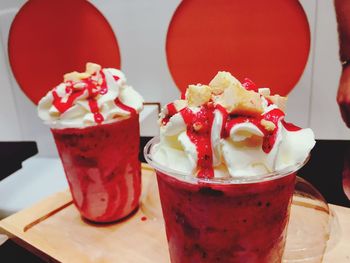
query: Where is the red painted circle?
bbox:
[166,0,310,96]
[8,0,121,104]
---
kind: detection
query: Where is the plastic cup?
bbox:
[144,137,307,263]
[51,114,141,223]
[283,177,341,263]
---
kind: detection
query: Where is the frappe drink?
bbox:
[38,63,143,222]
[145,72,315,262]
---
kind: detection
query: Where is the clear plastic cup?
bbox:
[52,114,141,223]
[144,137,308,263]
[283,177,340,263]
[143,137,340,262]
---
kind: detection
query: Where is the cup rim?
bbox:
[144,136,309,185]
[48,113,139,131]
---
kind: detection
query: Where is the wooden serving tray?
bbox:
[0,164,349,263]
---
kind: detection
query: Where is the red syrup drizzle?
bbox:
[83,76,105,124]
[51,70,132,125]
[52,73,106,124]
[88,99,104,124]
[101,170,128,221]
[282,120,301,131]
[162,102,178,125]
[215,104,228,138]
[223,108,285,153]
[102,71,136,116]
[261,109,285,153]
[77,172,94,216]
[114,98,137,116]
[99,70,109,95]
[161,102,286,177]
[141,216,147,221]
[242,78,258,92]
[180,104,215,179]
[52,82,85,113]
[162,77,301,178]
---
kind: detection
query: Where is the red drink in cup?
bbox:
[52,114,141,222]
[38,63,144,223]
[146,72,315,262]
[146,138,303,263]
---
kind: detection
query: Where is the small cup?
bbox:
[145,137,307,263]
[52,114,141,223]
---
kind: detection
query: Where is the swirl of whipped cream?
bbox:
[38,63,143,128]
[153,72,315,179]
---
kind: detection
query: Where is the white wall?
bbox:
[309,1,349,140]
[0,1,25,141]
[92,0,181,106]
[0,0,348,151]
[286,0,316,129]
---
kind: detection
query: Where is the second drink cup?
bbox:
[146,71,316,262]
[52,113,141,222]
[145,137,303,263]
[37,62,144,223]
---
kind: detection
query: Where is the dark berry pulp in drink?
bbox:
[156,171,295,263]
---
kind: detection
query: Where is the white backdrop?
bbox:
[0,0,348,157]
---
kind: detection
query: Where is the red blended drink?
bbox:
[146,72,315,262]
[38,63,144,222]
[52,114,140,222]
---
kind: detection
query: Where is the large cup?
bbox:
[145,137,307,263]
[51,114,141,223]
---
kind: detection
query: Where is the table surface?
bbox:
[0,165,349,263]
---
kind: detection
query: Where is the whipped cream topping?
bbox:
[38,63,143,128]
[153,72,315,179]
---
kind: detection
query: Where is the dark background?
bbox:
[0,138,349,262]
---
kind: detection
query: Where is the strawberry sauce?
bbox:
[88,99,104,124]
[242,77,258,92]
[162,102,178,125]
[180,105,215,178]
[52,70,132,124]
[223,108,285,154]
[282,120,302,131]
[160,78,303,178]
[52,87,84,113]
[115,98,137,116]
[161,103,295,177]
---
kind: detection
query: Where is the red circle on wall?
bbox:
[8,0,121,105]
[166,0,310,96]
